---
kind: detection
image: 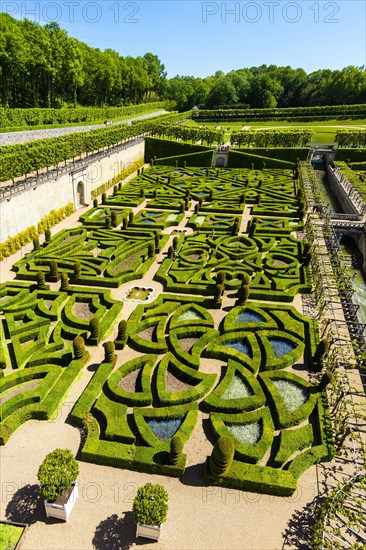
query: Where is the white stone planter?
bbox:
[44,482,78,522]
[136,522,162,541]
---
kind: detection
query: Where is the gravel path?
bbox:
[0,110,167,146]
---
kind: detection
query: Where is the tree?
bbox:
[133,483,168,526]
[37,448,79,502]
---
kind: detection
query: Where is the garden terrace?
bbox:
[1,163,337,498]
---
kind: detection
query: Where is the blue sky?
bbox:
[2,1,365,77]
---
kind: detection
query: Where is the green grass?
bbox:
[0,522,25,549]
[183,119,366,146]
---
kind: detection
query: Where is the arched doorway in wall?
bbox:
[215,156,226,167]
[77,181,85,207]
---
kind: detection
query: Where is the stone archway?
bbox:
[215,156,225,167]
[77,181,85,207]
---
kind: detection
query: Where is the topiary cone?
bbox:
[170,434,184,466]
[209,436,235,476]
[73,336,85,359]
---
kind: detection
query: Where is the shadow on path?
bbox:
[6,484,44,525]
[92,512,151,550]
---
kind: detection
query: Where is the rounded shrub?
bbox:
[241,273,251,286]
[103,341,115,363]
[122,217,128,230]
[172,236,179,250]
[73,262,81,278]
[49,260,58,278]
[209,436,235,476]
[37,448,79,503]
[111,211,118,228]
[215,283,224,297]
[89,317,100,340]
[194,203,199,214]
[148,242,155,258]
[312,338,331,371]
[33,236,41,251]
[36,271,47,289]
[236,284,249,306]
[116,320,127,346]
[128,212,134,224]
[102,192,107,203]
[44,229,51,243]
[216,271,226,284]
[319,371,333,391]
[113,185,118,195]
[133,483,168,527]
[167,246,173,258]
[170,434,184,466]
[60,272,69,291]
[105,215,112,229]
[93,198,98,208]
[73,336,85,359]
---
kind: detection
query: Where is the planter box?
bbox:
[136,522,162,541]
[44,482,78,522]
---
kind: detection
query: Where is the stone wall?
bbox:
[0,140,144,242]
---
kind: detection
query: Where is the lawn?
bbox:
[183,119,366,146]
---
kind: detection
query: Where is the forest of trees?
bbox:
[1,13,365,111]
[0,13,166,107]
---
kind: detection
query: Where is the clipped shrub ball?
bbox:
[73,335,85,359]
[209,436,235,476]
[44,229,51,243]
[37,448,79,503]
[133,483,168,527]
[170,434,184,466]
[102,192,107,203]
[103,341,115,363]
[93,198,98,208]
[105,215,112,229]
[241,272,251,286]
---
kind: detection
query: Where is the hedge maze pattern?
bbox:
[0,163,335,495]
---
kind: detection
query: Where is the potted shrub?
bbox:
[133,483,168,541]
[37,448,79,522]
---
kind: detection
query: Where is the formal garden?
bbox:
[0,159,338,501]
